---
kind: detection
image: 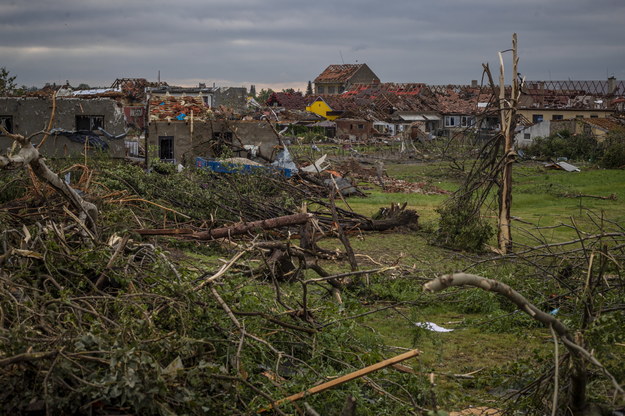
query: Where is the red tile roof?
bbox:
[314,64,364,83]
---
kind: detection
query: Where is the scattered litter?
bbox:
[243,144,259,158]
[324,176,358,196]
[301,154,330,173]
[272,146,298,173]
[415,322,454,332]
[544,161,580,172]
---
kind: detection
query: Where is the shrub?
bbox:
[524,130,601,161]
[599,133,625,168]
[433,204,494,252]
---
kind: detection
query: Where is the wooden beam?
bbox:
[258,349,420,412]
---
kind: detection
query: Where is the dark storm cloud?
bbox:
[1,0,624,89]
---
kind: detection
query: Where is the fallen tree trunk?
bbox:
[359,203,419,232]
[423,273,625,415]
[134,213,313,239]
[191,212,313,240]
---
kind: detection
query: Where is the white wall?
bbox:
[515,120,551,148]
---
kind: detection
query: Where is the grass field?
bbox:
[316,158,625,412]
[342,160,625,242]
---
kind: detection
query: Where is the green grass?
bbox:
[316,159,625,411]
[340,160,625,244]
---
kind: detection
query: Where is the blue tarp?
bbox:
[195,157,294,178]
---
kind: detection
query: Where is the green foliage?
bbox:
[599,132,625,168]
[256,88,274,104]
[0,66,17,94]
[433,203,494,252]
[92,159,301,227]
[524,130,602,161]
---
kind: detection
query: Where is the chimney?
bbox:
[608,76,617,95]
[471,80,478,88]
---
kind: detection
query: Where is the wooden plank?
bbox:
[258,349,420,413]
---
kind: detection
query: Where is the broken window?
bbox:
[159,136,174,161]
[444,116,460,127]
[76,115,104,131]
[532,114,544,123]
[460,116,475,127]
[0,115,13,135]
[212,131,233,142]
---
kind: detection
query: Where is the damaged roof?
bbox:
[149,96,209,121]
[314,64,365,83]
[428,85,493,115]
[304,84,440,122]
[266,92,308,110]
[578,117,625,132]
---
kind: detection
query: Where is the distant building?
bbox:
[313,64,380,95]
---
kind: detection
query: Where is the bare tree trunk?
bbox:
[497,33,519,254]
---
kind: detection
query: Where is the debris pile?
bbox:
[0,157,425,414]
[333,159,451,195]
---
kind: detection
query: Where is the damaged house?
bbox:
[1,94,129,158]
[428,83,497,140]
[303,83,443,141]
[0,78,158,159]
[313,64,380,95]
[146,94,282,165]
[515,77,624,146]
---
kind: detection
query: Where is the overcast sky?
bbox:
[1,0,624,92]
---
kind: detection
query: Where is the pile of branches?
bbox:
[0,148,427,414]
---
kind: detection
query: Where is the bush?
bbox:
[524,130,601,161]
[433,204,494,252]
[599,134,625,168]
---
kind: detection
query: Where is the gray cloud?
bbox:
[1,0,624,89]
